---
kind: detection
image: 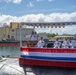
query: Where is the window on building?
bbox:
[12,29,14,32]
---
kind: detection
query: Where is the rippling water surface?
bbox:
[0,46,20,57]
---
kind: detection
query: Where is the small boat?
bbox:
[19,22,76,68]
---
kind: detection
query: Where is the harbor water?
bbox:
[0,46,20,57]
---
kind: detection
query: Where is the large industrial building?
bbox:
[0,22,34,41]
[10,28,34,41]
[0,26,10,41]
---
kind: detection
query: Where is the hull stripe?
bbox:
[21,48,76,53]
[21,52,76,58]
[21,55,76,61]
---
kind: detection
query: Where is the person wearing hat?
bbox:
[34,31,39,41]
[54,38,61,48]
[30,31,39,41]
[36,37,45,48]
[62,38,71,48]
[71,37,76,48]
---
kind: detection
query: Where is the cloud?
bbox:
[51,26,76,34]
[35,26,76,34]
[35,25,76,34]
[27,1,34,7]
[0,12,76,34]
[0,12,76,24]
[3,0,22,4]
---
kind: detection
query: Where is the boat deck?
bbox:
[0,58,76,75]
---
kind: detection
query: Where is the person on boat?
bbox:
[34,31,39,41]
[30,31,39,41]
[54,38,61,48]
[36,37,45,48]
[62,38,71,48]
[71,37,76,48]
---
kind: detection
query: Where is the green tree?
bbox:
[47,33,58,37]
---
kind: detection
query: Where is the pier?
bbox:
[0,57,76,75]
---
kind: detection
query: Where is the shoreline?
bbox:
[0,41,26,46]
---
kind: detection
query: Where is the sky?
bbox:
[0,0,76,34]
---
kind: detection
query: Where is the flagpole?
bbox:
[20,22,22,47]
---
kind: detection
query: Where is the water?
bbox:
[0,46,20,57]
